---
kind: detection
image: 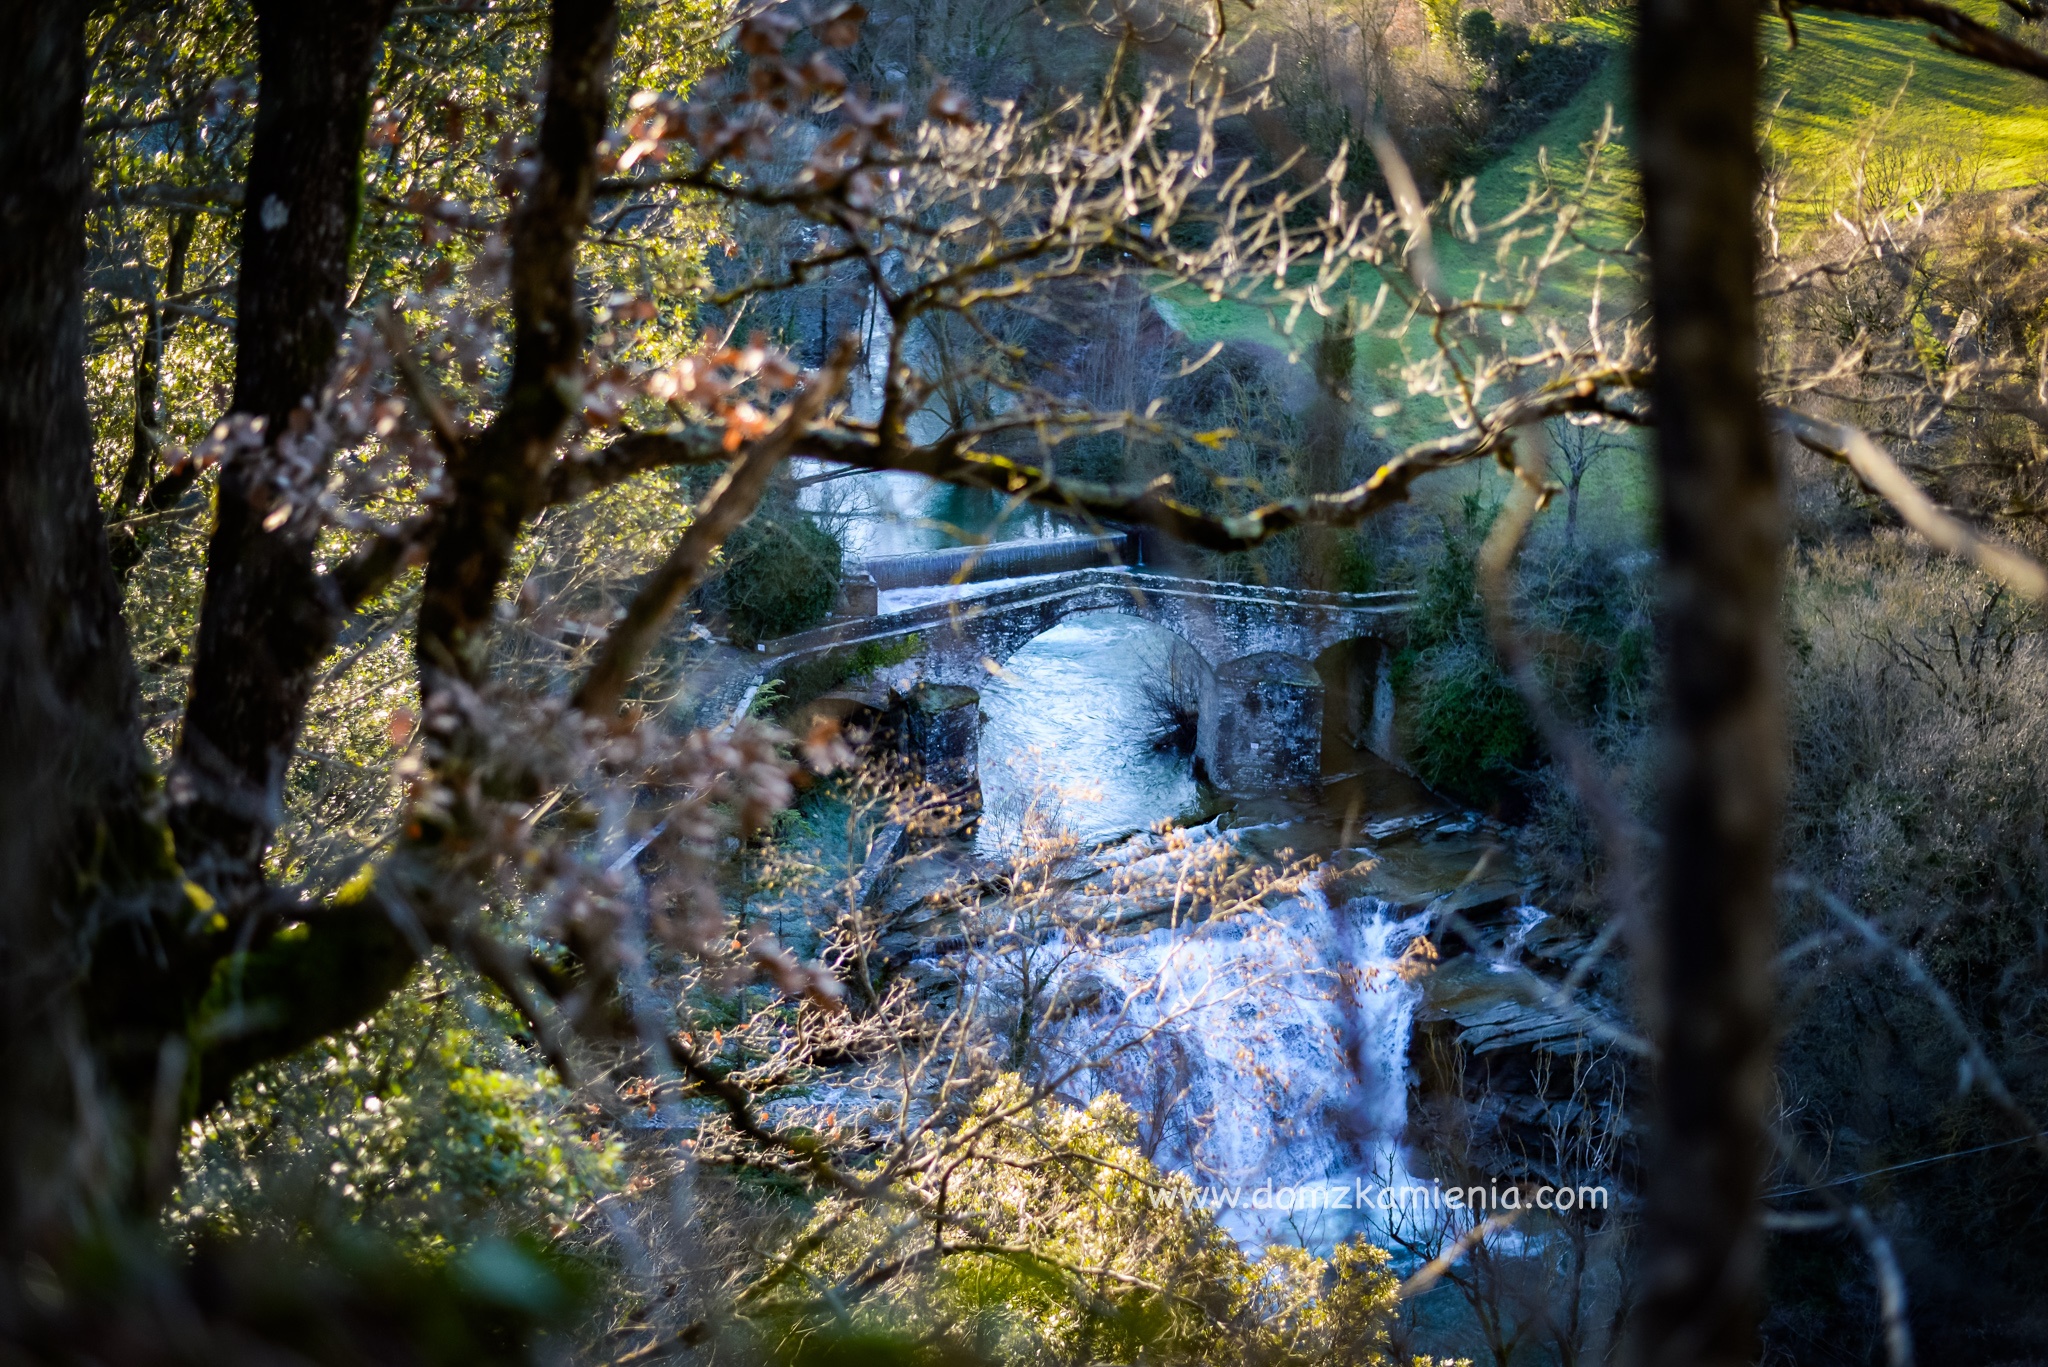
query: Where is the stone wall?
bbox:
[1199,652,1325,793]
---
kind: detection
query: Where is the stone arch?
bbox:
[974,608,1216,842]
[1313,635,1396,771]
[979,597,1215,676]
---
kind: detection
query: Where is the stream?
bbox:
[970,612,1456,1251]
[784,464,1568,1262]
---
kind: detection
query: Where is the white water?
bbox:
[1490,904,1551,974]
[791,286,1080,558]
[971,613,1434,1251]
[1033,886,1433,1250]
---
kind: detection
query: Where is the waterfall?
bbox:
[965,612,1439,1251]
[1033,883,1434,1251]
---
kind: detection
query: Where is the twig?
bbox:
[1794,0,2048,82]
[1847,1204,1916,1367]
[373,304,468,461]
[1398,1212,1521,1298]
[571,339,856,717]
[1768,1127,1916,1367]
[329,509,441,609]
[457,923,584,1089]
[1476,431,1651,967]
[1777,408,2048,601]
[593,369,1650,554]
[1782,874,2048,1162]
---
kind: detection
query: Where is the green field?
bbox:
[1162,2,2048,348]
[1761,6,2048,222]
[1151,2,2048,544]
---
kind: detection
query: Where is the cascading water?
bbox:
[1491,904,1551,973]
[970,613,1437,1251]
[976,614,1204,853]
[793,285,1076,558]
[1033,884,1434,1250]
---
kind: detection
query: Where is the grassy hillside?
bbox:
[1151,2,2048,542]
[1762,6,2048,226]
[1155,15,1634,359]
[1162,3,2048,350]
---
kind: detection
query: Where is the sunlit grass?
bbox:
[1761,3,2048,230]
[1162,2,2048,349]
[1151,3,2048,538]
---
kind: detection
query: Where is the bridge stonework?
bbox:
[695,569,1412,795]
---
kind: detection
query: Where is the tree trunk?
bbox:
[173,1,396,884]
[0,0,153,1293]
[1299,299,1358,592]
[1632,0,1784,1360]
[110,211,196,574]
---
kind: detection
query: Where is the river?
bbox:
[969,611,1451,1251]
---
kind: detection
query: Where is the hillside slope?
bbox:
[1162,4,2048,354]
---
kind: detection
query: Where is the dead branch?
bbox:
[1794,0,2048,82]
[1777,407,2048,600]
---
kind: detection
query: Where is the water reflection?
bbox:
[794,463,1086,558]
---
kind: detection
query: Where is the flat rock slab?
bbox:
[1420,953,1622,1057]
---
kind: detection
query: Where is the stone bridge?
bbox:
[696,566,1413,795]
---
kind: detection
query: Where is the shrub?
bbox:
[1458,8,1499,59]
[172,959,618,1249]
[1396,498,1654,812]
[1393,498,1537,804]
[753,1075,1413,1367]
[1783,534,2048,978]
[1404,636,1539,798]
[769,632,923,715]
[1764,531,2048,1356]
[713,507,844,647]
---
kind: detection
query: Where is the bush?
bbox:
[715,509,845,646]
[1494,26,1606,139]
[1393,497,1537,804]
[1783,534,2048,979]
[172,959,618,1249]
[1765,531,2048,1357]
[754,1075,1412,1367]
[1404,636,1539,798]
[1458,8,1499,59]
[1395,497,1653,812]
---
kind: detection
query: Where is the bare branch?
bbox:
[571,340,855,718]
[373,304,467,461]
[1793,0,2048,82]
[1782,874,2048,1163]
[1777,408,2048,600]
[1477,436,1650,959]
[587,368,1649,552]
[329,510,439,609]
[1398,1212,1522,1299]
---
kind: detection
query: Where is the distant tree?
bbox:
[1547,415,1623,545]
